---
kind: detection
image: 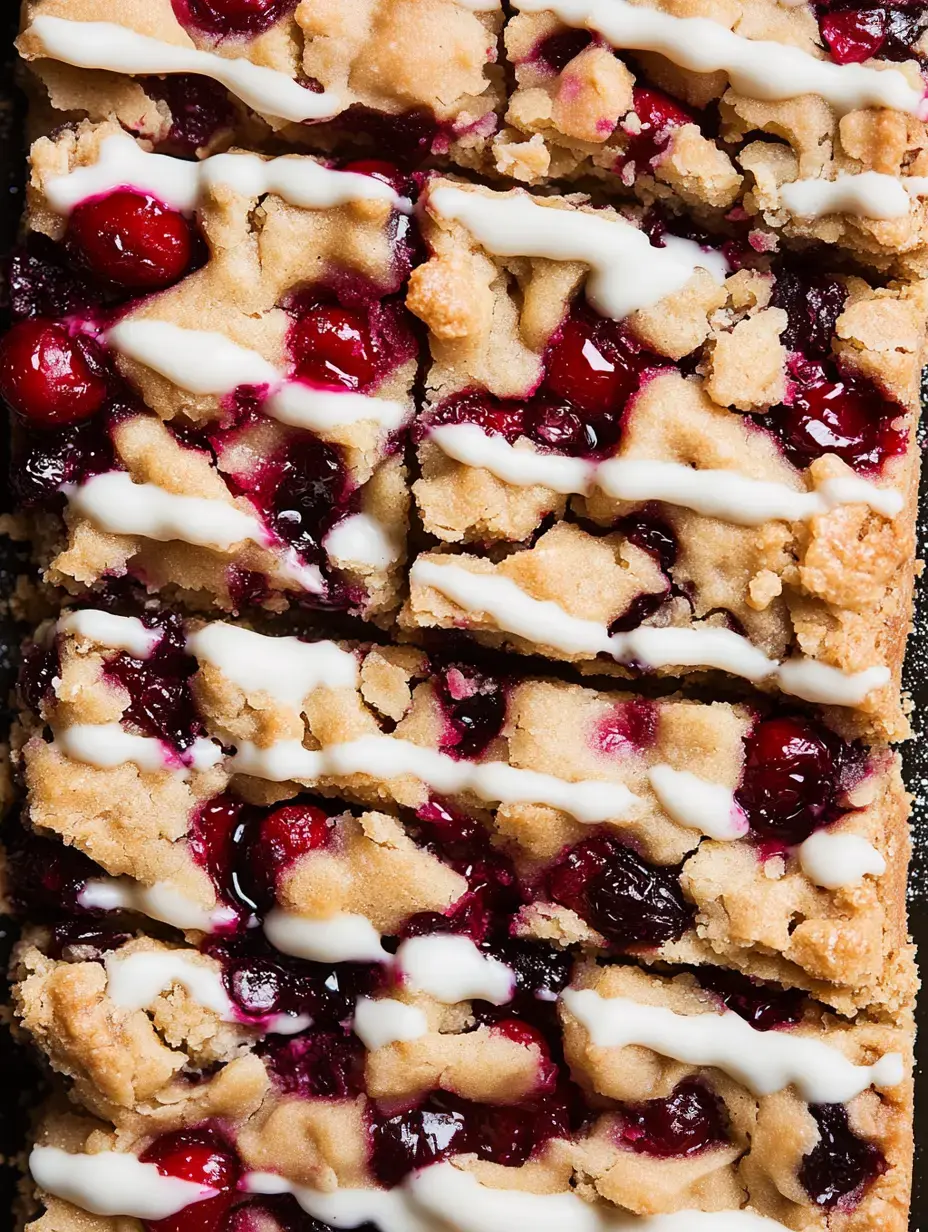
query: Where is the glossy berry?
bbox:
[173,0,295,37]
[799,1103,886,1209]
[104,613,203,753]
[616,1079,730,1157]
[548,835,692,949]
[435,664,507,759]
[67,191,194,289]
[289,304,379,391]
[245,803,333,907]
[819,7,886,62]
[341,159,410,198]
[141,1130,239,1232]
[616,507,678,574]
[696,966,805,1031]
[544,308,651,425]
[262,1031,366,1099]
[736,716,865,845]
[0,318,107,428]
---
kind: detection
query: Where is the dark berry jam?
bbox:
[771,269,848,361]
[434,663,507,760]
[18,636,61,716]
[736,716,868,845]
[618,87,694,172]
[172,0,296,37]
[141,1129,240,1232]
[0,319,107,428]
[533,28,596,73]
[799,1103,887,1209]
[10,405,118,509]
[47,921,133,961]
[485,937,573,1005]
[286,294,416,385]
[616,505,678,574]
[331,105,441,164]
[3,824,100,921]
[815,1,928,64]
[67,191,195,290]
[7,234,111,323]
[141,74,237,155]
[261,1031,366,1099]
[616,1078,730,1156]
[594,699,659,756]
[242,803,334,910]
[695,966,805,1031]
[547,835,692,949]
[103,612,205,754]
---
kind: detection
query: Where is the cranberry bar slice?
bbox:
[402,177,927,740]
[4,121,418,620]
[12,606,915,1015]
[17,954,912,1229]
[493,0,928,275]
[17,0,503,163]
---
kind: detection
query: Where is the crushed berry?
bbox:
[771,269,847,360]
[434,663,507,760]
[104,612,204,753]
[616,505,678,574]
[485,937,572,1004]
[141,1129,240,1232]
[7,234,110,322]
[67,191,195,290]
[10,407,117,508]
[3,825,100,921]
[142,75,237,155]
[736,716,868,845]
[799,1103,887,1208]
[547,835,692,949]
[815,1,928,63]
[619,87,694,171]
[0,318,108,428]
[695,966,805,1031]
[594,699,659,755]
[616,1079,730,1156]
[18,637,61,716]
[261,1031,366,1099]
[172,0,296,37]
[534,28,596,73]
[334,104,441,163]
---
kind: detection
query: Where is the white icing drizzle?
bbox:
[65,472,326,594]
[54,722,223,775]
[428,186,724,320]
[186,623,358,708]
[324,513,403,569]
[105,319,406,433]
[779,171,913,220]
[230,734,641,825]
[511,0,926,116]
[797,830,887,889]
[263,908,392,964]
[78,876,238,932]
[29,1147,217,1219]
[455,0,503,9]
[410,558,890,706]
[562,987,904,1102]
[396,935,515,1005]
[353,996,430,1050]
[429,424,903,523]
[647,765,748,840]
[247,1162,794,1231]
[25,17,342,123]
[58,609,163,658]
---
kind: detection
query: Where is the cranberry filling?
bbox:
[799,1103,887,1209]
[547,835,692,949]
[736,716,867,845]
[172,0,296,37]
[11,406,118,509]
[287,295,415,390]
[333,105,441,164]
[695,966,805,1031]
[140,1130,240,1232]
[261,1031,366,1099]
[370,1088,577,1187]
[533,28,596,72]
[243,803,334,910]
[67,190,196,290]
[7,234,111,322]
[616,1078,730,1156]
[434,663,507,760]
[141,75,237,155]
[815,1,928,63]
[0,318,107,428]
[341,159,412,199]
[18,637,61,716]
[771,269,848,360]
[616,506,678,575]
[3,824,102,921]
[619,87,694,171]
[103,612,205,753]
[47,921,133,961]
[594,699,659,756]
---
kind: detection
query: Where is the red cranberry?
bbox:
[189,795,247,915]
[819,7,886,61]
[616,1079,729,1157]
[425,389,528,444]
[142,75,236,155]
[736,716,865,845]
[341,159,410,198]
[67,191,194,290]
[595,699,658,755]
[289,304,379,391]
[621,87,693,170]
[104,613,203,753]
[548,835,692,949]
[435,663,507,760]
[141,1130,239,1232]
[173,0,295,37]
[769,356,906,475]
[247,803,332,905]
[0,318,107,428]
[544,310,638,419]
[799,1103,887,1209]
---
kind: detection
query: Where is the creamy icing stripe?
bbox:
[263,909,391,964]
[24,17,341,123]
[104,950,309,1035]
[44,132,411,216]
[427,186,727,320]
[353,997,430,1050]
[105,320,408,433]
[410,558,891,706]
[779,171,914,220]
[562,987,903,1102]
[58,609,161,657]
[29,1148,217,1219]
[511,0,926,116]
[429,423,903,523]
[797,830,887,888]
[54,722,223,775]
[79,876,238,932]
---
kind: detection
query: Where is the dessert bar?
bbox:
[5,121,416,620]
[402,177,928,740]
[11,606,914,1014]
[493,0,928,275]
[17,0,503,163]
[15,947,913,1229]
